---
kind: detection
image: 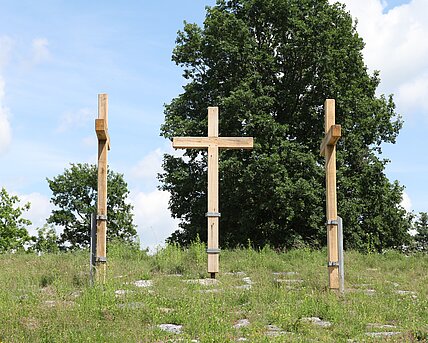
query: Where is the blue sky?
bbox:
[0,0,426,250]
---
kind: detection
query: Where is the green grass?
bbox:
[0,242,427,342]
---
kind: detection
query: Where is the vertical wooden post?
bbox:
[207,107,219,277]
[324,99,339,290]
[95,93,110,283]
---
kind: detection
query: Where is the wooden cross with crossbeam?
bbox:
[320,99,342,290]
[173,106,253,278]
[95,93,110,283]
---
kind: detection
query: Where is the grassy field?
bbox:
[0,242,427,342]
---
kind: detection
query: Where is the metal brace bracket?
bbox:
[326,219,339,226]
[328,261,339,267]
[205,212,221,218]
[97,214,107,221]
[206,248,221,254]
[96,256,107,263]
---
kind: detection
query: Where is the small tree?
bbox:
[31,224,59,254]
[0,187,32,253]
[415,212,428,251]
[47,163,137,250]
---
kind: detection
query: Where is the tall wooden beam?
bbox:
[207,107,219,277]
[95,93,110,283]
[321,99,341,290]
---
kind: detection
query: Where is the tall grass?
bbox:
[0,241,427,342]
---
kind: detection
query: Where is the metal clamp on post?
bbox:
[326,219,338,226]
[328,261,339,267]
[205,212,221,218]
[97,214,107,221]
[206,248,221,254]
[96,256,107,263]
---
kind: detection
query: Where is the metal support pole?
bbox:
[90,213,97,285]
[338,216,344,293]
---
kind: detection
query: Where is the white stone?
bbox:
[396,290,417,296]
[275,279,304,284]
[301,317,332,328]
[233,319,250,329]
[367,323,397,329]
[242,277,253,285]
[184,278,218,286]
[265,324,289,337]
[365,332,401,337]
[158,323,183,334]
[133,280,153,288]
[235,284,252,290]
[198,288,221,293]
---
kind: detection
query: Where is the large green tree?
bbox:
[160,0,411,251]
[47,163,137,249]
[0,188,32,253]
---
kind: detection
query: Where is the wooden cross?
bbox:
[173,107,253,278]
[95,93,110,283]
[320,99,341,290]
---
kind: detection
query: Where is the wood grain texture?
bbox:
[173,137,253,149]
[323,99,340,290]
[96,93,109,284]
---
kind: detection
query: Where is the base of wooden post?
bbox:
[210,272,216,279]
[96,263,107,284]
[328,266,340,290]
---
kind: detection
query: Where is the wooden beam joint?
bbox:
[95,119,111,150]
[320,124,341,156]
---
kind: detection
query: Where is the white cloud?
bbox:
[400,191,412,212]
[337,0,428,117]
[130,148,163,181]
[130,189,179,252]
[396,72,428,114]
[0,36,13,154]
[18,192,53,236]
[56,107,93,132]
[31,38,51,64]
[129,144,184,188]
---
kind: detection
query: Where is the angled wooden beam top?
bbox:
[95,119,111,150]
[320,124,341,156]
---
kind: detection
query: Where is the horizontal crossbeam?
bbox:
[320,124,341,156]
[173,137,253,149]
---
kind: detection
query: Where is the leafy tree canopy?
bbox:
[415,212,428,251]
[160,0,411,252]
[0,187,32,253]
[47,163,137,250]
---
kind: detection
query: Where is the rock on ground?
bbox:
[157,323,183,334]
[301,317,332,328]
[233,319,250,329]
